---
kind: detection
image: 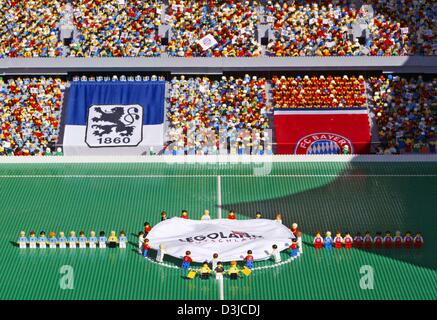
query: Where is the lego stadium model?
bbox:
[0,0,436,308]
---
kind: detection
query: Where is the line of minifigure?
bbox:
[186,260,250,280]
[186,241,302,280]
[313,231,424,249]
[17,230,128,249]
[178,245,302,281]
[156,209,286,222]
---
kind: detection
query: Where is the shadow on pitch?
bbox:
[221,160,437,271]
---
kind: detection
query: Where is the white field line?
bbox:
[1,174,437,178]
[218,276,224,301]
[217,175,222,219]
[216,175,225,300]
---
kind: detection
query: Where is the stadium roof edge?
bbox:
[1,56,437,75]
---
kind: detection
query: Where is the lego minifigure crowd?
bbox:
[0,77,65,156]
[1,0,435,58]
[166,75,271,155]
[69,0,162,57]
[272,75,367,109]
[17,230,128,249]
[265,0,432,56]
[367,0,436,56]
[1,74,435,156]
[368,75,437,154]
[0,0,65,58]
[166,0,262,57]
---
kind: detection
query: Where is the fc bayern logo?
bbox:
[294,133,354,155]
[85,104,143,148]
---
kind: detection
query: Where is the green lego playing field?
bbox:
[0,161,436,300]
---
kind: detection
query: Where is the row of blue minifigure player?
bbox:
[17,231,128,249]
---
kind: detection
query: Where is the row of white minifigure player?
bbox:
[17,231,128,249]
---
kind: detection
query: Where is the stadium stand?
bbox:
[272,75,367,109]
[166,75,271,155]
[69,0,163,57]
[0,77,66,156]
[166,0,262,57]
[368,75,437,154]
[265,0,415,56]
[1,73,435,156]
[0,0,434,58]
[0,0,65,58]
[368,0,436,56]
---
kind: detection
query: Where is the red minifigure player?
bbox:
[334,232,343,249]
[404,231,413,249]
[363,232,373,249]
[289,240,299,259]
[344,232,353,249]
[354,232,363,249]
[313,232,324,249]
[142,239,151,258]
[394,231,403,248]
[180,210,189,219]
[291,223,303,254]
[144,222,152,235]
[182,251,192,270]
[414,232,423,249]
[290,223,299,238]
[244,250,254,269]
[383,231,393,249]
[227,211,237,220]
[374,232,383,249]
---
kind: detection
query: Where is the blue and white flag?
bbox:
[63,81,165,155]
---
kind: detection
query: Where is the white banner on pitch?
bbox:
[147,218,295,262]
[197,34,218,51]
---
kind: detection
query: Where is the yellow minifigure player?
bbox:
[228,261,240,280]
[108,231,118,248]
[200,261,212,280]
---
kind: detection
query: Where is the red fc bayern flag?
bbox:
[274,109,371,155]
